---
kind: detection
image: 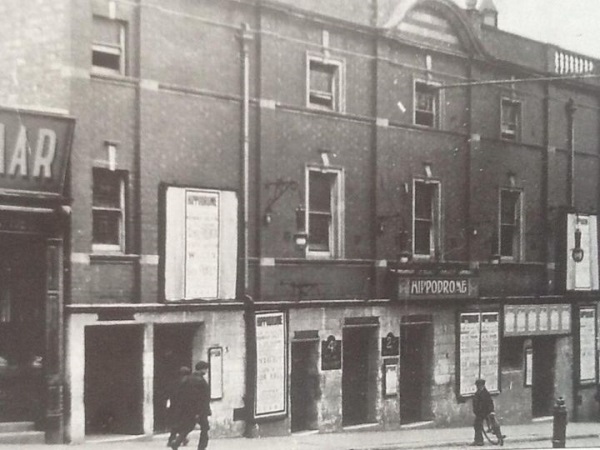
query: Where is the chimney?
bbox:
[479,0,498,27]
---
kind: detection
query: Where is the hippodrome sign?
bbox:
[0,107,74,197]
[397,276,478,300]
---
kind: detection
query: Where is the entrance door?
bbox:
[400,323,431,424]
[342,326,377,426]
[532,337,555,417]
[0,236,46,424]
[153,324,195,432]
[291,340,319,432]
[85,325,144,435]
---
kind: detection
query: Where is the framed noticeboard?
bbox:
[458,311,500,397]
[524,347,533,387]
[383,359,398,397]
[579,307,597,384]
[254,311,287,419]
[321,335,342,371]
[208,347,223,400]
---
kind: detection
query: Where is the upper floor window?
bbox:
[413,180,441,258]
[493,189,523,260]
[307,55,345,112]
[93,168,126,252]
[414,81,440,128]
[501,99,521,141]
[305,167,344,258]
[92,16,126,75]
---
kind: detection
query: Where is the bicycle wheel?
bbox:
[482,426,501,446]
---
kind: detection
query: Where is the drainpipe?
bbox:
[566,98,576,209]
[238,22,258,438]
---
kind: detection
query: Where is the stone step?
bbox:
[0,430,44,445]
[0,421,36,433]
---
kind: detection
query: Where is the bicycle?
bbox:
[482,412,506,446]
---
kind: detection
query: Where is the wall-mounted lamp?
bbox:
[263,178,298,226]
[294,206,308,250]
[396,229,412,264]
[507,171,516,188]
[423,162,433,178]
[318,149,334,166]
[490,253,501,265]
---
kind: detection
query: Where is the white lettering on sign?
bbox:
[410,279,468,295]
[0,124,57,179]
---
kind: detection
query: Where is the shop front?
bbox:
[0,106,74,443]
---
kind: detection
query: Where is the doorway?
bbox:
[400,322,432,424]
[532,337,555,417]
[342,326,377,426]
[153,324,196,432]
[0,235,46,424]
[291,340,320,432]
[84,325,144,435]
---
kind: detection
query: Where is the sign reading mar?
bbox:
[0,107,74,197]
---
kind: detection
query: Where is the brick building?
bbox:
[0,0,598,444]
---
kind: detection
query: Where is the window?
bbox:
[414,81,439,127]
[413,180,440,258]
[307,56,344,111]
[501,99,521,140]
[92,16,126,75]
[93,168,126,252]
[306,168,343,257]
[493,189,522,260]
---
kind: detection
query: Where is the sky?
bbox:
[452,0,600,59]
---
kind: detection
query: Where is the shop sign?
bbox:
[397,276,478,300]
[0,107,74,197]
[504,304,571,336]
[254,311,287,419]
[321,335,341,371]
[381,332,399,357]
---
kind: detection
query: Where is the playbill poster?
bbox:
[460,312,499,396]
[255,311,287,418]
[579,307,597,383]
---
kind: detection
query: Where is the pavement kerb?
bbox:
[355,432,600,450]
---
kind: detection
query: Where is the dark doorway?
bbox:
[153,324,196,432]
[291,340,320,432]
[342,326,377,426]
[532,337,555,417]
[400,322,432,424]
[0,236,46,424]
[85,325,144,435]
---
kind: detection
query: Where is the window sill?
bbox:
[90,253,139,264]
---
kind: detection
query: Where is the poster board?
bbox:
[459,311,499,396]
[164,186,238,300]
[383,360,398,397]
[208,347,223,400]
[524,347,533,387]
[254,311,287,419]
[566,213,599,291]
[579,307,597,384]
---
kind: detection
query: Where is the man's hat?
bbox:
[195,360,209,371]
[179,366,191,375]
[475,378,486,386]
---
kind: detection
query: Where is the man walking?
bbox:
[169,361,211,450]
[471,378,494,446]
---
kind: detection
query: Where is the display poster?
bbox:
[525,347,533,386]
[185,190,220,299]
[255,311,287,418]
[384,363,398,396]
[579,307,597,383]
[479,313,499,392]
[460,312,499,396]
[208,347,223,400]
[566,213,599,291]
[460,313,482,396]
[504,304,571,336]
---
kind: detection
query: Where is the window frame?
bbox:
[306,53,345,112]
[413,79,442,128]
[500,97,522,141]
[495,188,524,261]
[304,166,345,259]
[92,15,127,76]
[92,168,127,253]
[412,179,441,260]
